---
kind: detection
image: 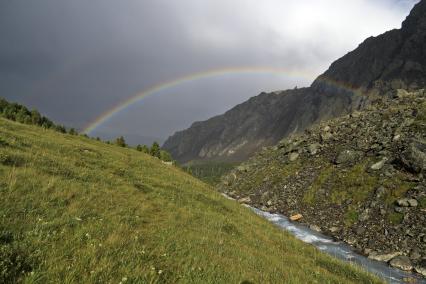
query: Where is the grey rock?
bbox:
[396,198,410,207]
[396,198,418,207]
[415,260,426,276]
[238,197,251,204]
[359,209,370,222]
[335,150,361,165]
[389,255,413,271]
[309,224,322,232]
[409,248,422,260]
[368,251,402,262]
[375,186,386,198]
[289,152,299,162]
[308,143,320,155]
[400,139,426,173]
[329,227,340,233]
[408,199,418,207]
[371,158,388,170]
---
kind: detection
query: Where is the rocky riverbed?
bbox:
[219,90,426,278]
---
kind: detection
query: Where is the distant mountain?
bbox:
[163,0,426,164]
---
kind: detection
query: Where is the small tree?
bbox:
[160,150,172,162]
[69,128,77,135]
[30,110,41,125]
[115,136,127,147]
[150,142,161,159]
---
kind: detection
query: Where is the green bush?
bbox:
[0,244,34,284]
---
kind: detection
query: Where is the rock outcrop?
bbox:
[163,1,426,163]
[219,90,426,276]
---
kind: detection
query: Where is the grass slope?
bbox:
[0,118,381,283]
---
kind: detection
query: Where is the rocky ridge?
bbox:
[219,90,426,277]
[163,0,426,164]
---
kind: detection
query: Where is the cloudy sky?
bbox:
[0,0,419,144]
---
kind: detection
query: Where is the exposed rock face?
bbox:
[219,90,426,275]
[163,88,353,163]
[163,1,426,163]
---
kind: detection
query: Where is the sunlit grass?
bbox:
[0,118,381,283]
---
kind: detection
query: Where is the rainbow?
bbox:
[82,66,317,134]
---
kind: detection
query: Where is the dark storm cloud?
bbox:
[0,0,419,143]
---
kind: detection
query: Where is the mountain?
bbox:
[0,115,380,283]
[163,0,426,164]
[219,89,426,276]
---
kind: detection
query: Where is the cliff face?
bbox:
[163,0,426,164]
[313,0,426,95]
[163,88,354,163]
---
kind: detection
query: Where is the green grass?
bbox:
[419,196,426,208]
[303,163,378,206]
[344,209,360,227]
[387,212,404,225]
[0,118,382,283]
[183,162,237,185]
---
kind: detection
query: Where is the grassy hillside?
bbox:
[0,118,380,283]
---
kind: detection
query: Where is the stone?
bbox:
[323,125,331,132]
[355,227,366,235]
[396,198,410,207]
[396,198,418,207]
[321,132,333,142]
[309,224,322,232]
[409,248,421,260]
[238,197,251,204]
[408,199,418,207]
[375,186,386,198]
[329,227,340,233]
[335,150,361,165]
[400,140,426,173]
[368,251,402,262]
[371,158,387,170]
[389,255,413,271]
[289,152,299,162]
[415,260,426,276]
[289,214,303,221]
[308,143,320,155]
[359,209,370,222]
[394,206,405,213]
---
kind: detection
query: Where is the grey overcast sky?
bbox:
[0,0,419,144]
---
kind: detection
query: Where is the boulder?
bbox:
[371,158,387,170]
[389,255,413,271]
[329,227,340,233]
[289,214,303,221]
[368,251,402,262]
[238,197,251,204]
[400,140,426,173]
[289,152,299,162]
[308,143,320,155]
[409,248,421,260]
[309,224,322,232]
[408,199,418,207]
[415,260,426,277]
[396,198,418,207]
[335,150,362,165]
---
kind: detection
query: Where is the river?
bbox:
[249,206,425,284]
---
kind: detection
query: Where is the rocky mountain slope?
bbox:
[163,0,426,164]
[219,89,426,277]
